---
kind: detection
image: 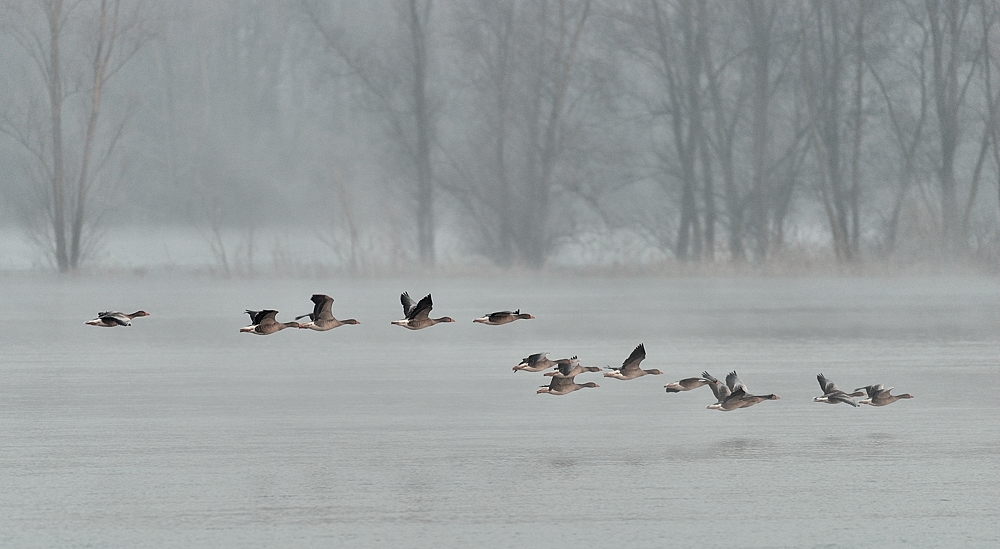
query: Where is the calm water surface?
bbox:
[1,275,998,548]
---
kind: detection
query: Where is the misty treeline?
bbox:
[2,0,1000,273]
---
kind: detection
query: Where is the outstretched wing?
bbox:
[407,294,433,320]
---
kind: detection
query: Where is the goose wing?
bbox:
[817,373,840,394]
[245,310,266,324]
[857,384,884,399]
[400,292,416,316]
[407,294,433,320]
[523,352,548,366]
[545,375,576,391]
[619,343,646,374]
[702,372,728,402]
[726,371,747,393]
[256,310,279,325]
[827,393,859,407]
[98,312,130,326]
[312,294,335,321]
[488,311,514,322]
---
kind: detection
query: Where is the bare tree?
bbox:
[925,0,981,254]
[1,0,147,272]
[302,0,440,267]
[443,0,592,268]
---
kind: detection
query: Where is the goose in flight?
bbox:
[604,343,663,380]
[513,353,576,373]
[473,309,535,325]
[813,373,863,407]
[664,375,712,393]
[85,310,150,327]
[537,373,599,395]
[856,384,914,406]
[391,292,455,330]
[295,294,360,331]
[240,309,300,335]
[705,371,779,410]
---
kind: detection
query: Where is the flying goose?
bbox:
[856,384,914,406]
[473,309,535,325]
[544,358,601,378]
[664,376,712,393]
[537,373,599,395]
[85,310,150,327]
[295,294,360,331]
[813,373,863,407]
[604,343,663,380]
[513,353,576,373]
[240,309,300,335]
[391,292,455,330]
[704,371,743,411]
[706,371,779,410]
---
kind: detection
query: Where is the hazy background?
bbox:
[2,0,1000,274]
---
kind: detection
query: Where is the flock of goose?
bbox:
[85,291,914,408]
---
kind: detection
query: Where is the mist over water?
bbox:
[2,275,998,548]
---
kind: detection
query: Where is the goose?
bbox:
[706,371,779,410]
[85,310,150,327]
[513,353,576,373]
[704,371,743,411]
[537,373,599,395]
[856,384,914,406]
[295,294,360,331]
[813,373,863,407]
[473,309,535,325]
[544,358,601,378]
[604,343,663,380]
[664,376,712,393]
[391,292,455,330]
[240,310,300,335]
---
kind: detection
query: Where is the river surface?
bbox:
[1,274,998,548]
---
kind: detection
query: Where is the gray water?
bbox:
[2,275,998,548]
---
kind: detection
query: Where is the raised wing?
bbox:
[245,310,265,324]
[407,294,433,320]
[619,343,646,374]
[817,373,839,394]
[400,292,415,316]
[726,371,747,393]
[312,294,334,321]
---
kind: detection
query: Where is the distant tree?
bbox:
[799,0,865,262]
[925,0,982,254]
[302,0,440,267]
[0,0,148,272]
[443,0,593,268]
